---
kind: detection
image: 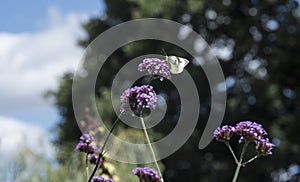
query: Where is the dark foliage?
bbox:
[50,0,300,181]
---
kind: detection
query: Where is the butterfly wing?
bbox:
[167,56,180,74]
[177,57,189,73]
[166,56,189,74]
[178,57,189,67]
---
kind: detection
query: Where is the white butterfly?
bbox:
[165,55,189,74]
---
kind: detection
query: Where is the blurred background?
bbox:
[1,0,300,181]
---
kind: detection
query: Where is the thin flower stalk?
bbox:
[232,142,249,182]
[88,114,121,182]
[225,141,239,165]
[140,117,164,182]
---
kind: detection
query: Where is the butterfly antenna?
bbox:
[161,49,167,56]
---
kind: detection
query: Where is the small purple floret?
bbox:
[89,153,103,165]
[91,176,115,182]
[255,138,275,156]
[235,121,267,143]
[214,125,235,141]
[133,167,162,182]
[80,134,95,144]
[138,58,171,81]
[75,142,97,154]
[120,85,157,114]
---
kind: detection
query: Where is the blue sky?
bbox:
[0,1,104,131]
[0,0,104,33]
[0,1,107,176]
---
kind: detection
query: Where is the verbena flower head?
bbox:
[255,138,275,156]
[75,142,97,154]
[80,134,94,144]
[138,58,171,81]
[91,176,115,182]
[235,121,267,143]
[120,85,157,115]
[89,153,103,165]
[214,125,235,142]
[133,167,162,182]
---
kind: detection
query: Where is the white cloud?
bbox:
[0,116,55,168]
[0,6,92,181]
[0,7,88,126]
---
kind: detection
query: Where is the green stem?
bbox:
[239,142,248,162]
[232,142,249,182]
[232,163,241,182]
[140,117,164,182]
[225,141,239,165]
[88,114,121,182]
[242,155,259,167]
[85,153,89,182]
[99,116,120,155]
[86,166,89,182]
[146,75,154,85]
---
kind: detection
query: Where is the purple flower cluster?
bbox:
[214,125,235,141]
[255,138,275,156]
[214,121,275,155]
[80,133,95,144]
[75,142,97,154]
[75,134,104,164]
[91,176,115,182]
[89,153,103,165]
[120,85,157,114]
[235,121,267,143]
[138,58,171,81]
[75,134,97,154]
[133,167,162,182]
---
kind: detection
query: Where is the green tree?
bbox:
[50,0,300,181]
